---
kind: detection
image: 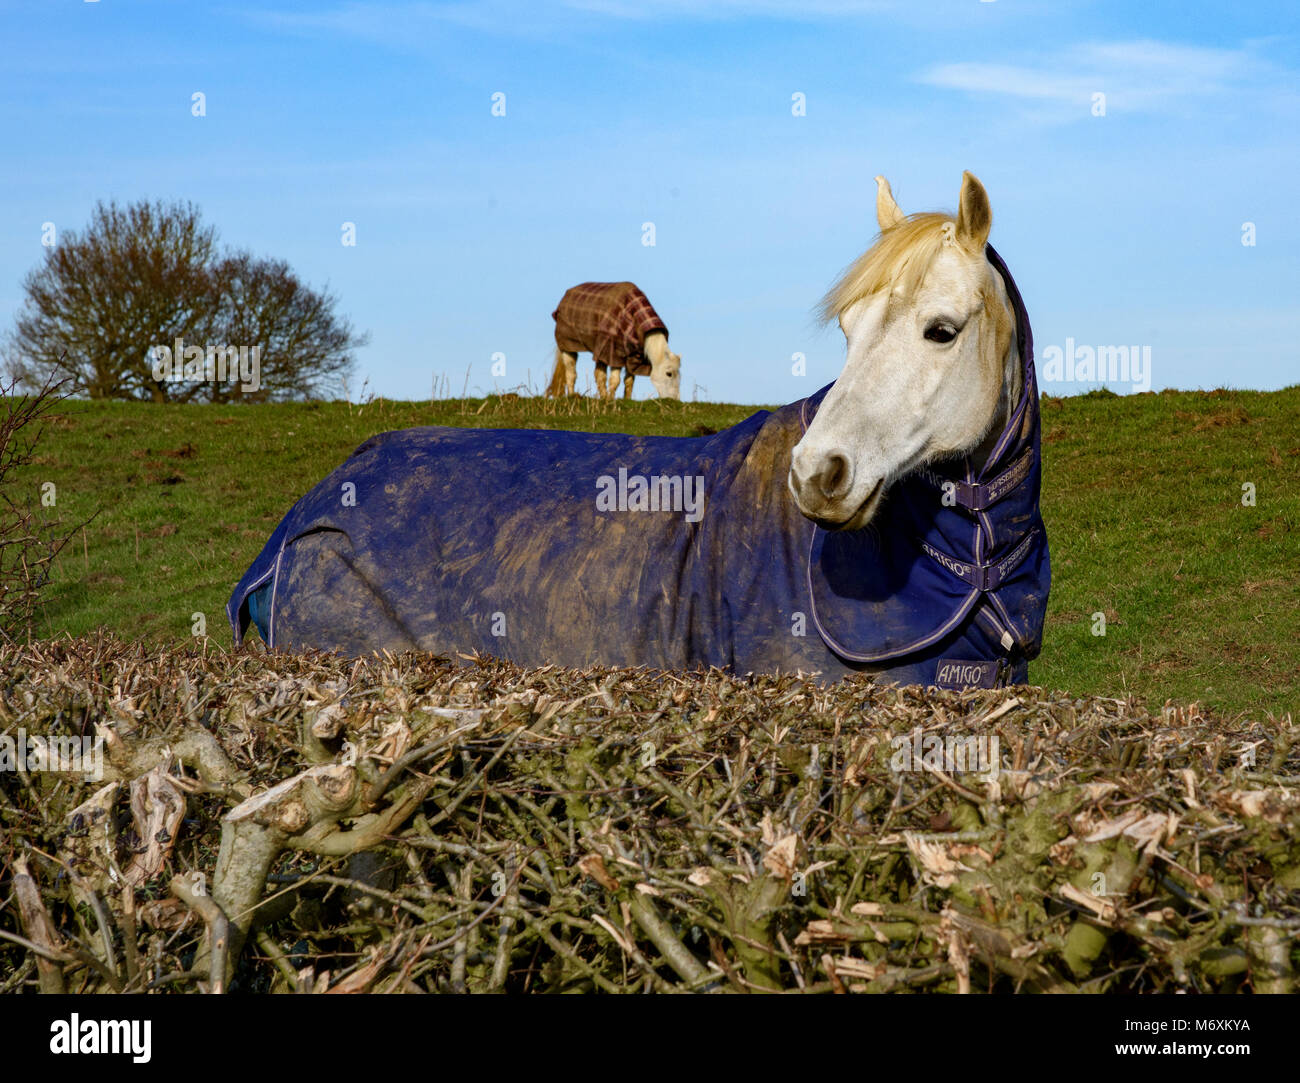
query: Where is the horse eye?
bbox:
[924,323,957,344]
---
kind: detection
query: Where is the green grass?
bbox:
[1032,387,1298,718]
[9,386,1298,718]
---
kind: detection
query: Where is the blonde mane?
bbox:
[817,208,1021,450]
[818,212,957,325]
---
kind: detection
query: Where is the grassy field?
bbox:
[9,386,1298,718]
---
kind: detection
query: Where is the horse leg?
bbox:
[561,350,578,395]
[622,369,635,399]
[595,362,608,399]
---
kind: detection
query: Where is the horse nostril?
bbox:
[817,453,852,500]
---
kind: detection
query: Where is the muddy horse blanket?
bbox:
[229,249,1048,689]
[552,281,668,376]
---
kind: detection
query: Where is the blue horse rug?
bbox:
[228,247,1048,689]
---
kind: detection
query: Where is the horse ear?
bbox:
[874,175,905,231]
[955,171,992,253]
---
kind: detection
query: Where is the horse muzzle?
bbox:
[788,445,884,530]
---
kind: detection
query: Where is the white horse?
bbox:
[790,171,1022,530]
[233,168,1047,692]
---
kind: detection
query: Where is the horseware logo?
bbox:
[996,531,1036,578]
[985,450,1033,503]
[917,448,1033,511]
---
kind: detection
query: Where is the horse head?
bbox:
[645,333,682,400]
[789,171,1020,531]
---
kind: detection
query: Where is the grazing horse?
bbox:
[547,281,681,400]
[229,173,1048,690]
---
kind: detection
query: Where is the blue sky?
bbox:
[1,0,1296,402]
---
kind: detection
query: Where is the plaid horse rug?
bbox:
[229,248,1048,689]
[552,281,668,376]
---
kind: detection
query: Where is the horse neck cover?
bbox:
[230,245,1048,690]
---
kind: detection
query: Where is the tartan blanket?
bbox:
[553,281,668,375]
[230,248,1047,690]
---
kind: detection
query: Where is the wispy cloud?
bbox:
[920,39,1283,115]
[242,2,562,42]
[565,0,892,17]
[244,0,894,41]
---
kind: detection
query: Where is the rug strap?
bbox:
[920,526,1039,592]
[927,447,1034,512]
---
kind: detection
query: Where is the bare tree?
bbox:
[208,252,364,402]
[11,200,220,401]
[8,199,365,402]
[0,373,88,642]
